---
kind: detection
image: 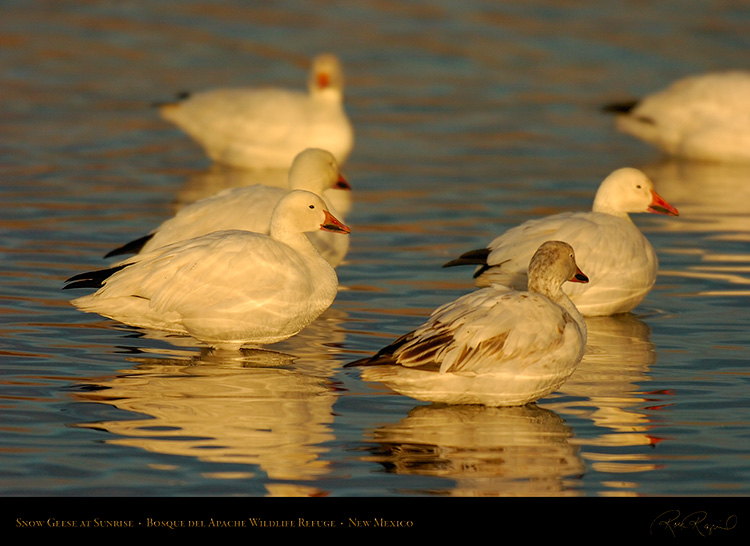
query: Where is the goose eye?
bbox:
[309,205,315,209]
[636,184,642,189]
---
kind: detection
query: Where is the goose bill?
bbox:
[321,210,351,234]
[335,174,351,190]
[571,266,589,283]
[648,190,679,216]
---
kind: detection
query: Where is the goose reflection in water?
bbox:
[69,308,349,497]
[72,347,339,496]
[101,306,349,375]
[643,159,750,296]
[362,403,585,497]
[544,314,663,452]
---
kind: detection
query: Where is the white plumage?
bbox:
[348,241,589,407]
[605,70,750,162]
[159,54,354,169]
[444,168,679,316]
[106,148,352,267]
[65,190,350,349]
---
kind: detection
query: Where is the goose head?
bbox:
[592,167,679,217]
[308,53,345,99]
[270,190,351,239]
[527,241,588,297]
[288,148,351,195]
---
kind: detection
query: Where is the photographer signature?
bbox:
[650,510,737,537]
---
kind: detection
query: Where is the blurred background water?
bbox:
[1,0,750,503]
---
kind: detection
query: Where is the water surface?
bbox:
[2,1,750,509]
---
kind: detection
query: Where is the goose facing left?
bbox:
[64,190,350,349]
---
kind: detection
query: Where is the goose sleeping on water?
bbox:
[158,54,354,170]
[347,241,589,407]
[443,168,679,316]
[64,190,350,349]
[604,70,750,163]
[105,148,352,267]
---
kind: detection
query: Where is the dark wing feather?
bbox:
[103,234,154,258]
[151,91,192,108]
[601,99,640,114]
[442,247,490,269]
[62,264,128,290]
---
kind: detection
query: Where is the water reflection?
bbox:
[364,403,584,496]
[73,348,338,496]
[643,160,750,295]
[110,306,349,369]
[546,314,659,443]
[69,307,349,496]
[87,288,350,365]
[643,159,750,234]
[538,314,665,487]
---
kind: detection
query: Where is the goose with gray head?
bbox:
[64,190,350,349]
[443,168,678,316]
[347,241,588,407]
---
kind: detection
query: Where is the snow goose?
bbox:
[443,168,679,316]
[159,54,354,169]
[347,241,589,407]
[604,70,750,162]
[64,190,350,349]
[105,148,352,267]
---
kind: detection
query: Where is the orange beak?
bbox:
[321,210,351,234]
[648,190,679,216]
[317,73,330,89]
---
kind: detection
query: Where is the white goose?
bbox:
[159,54,354,169]
[443,168,679,316]
[347,241,589,407]
[604,70,750,162]
[105,148,352,267]
[64,190,350,349]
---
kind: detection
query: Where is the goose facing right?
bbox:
[444,168,678,316]
[347,241,588,407]
[64,190,350,349]
[105,147,352,267]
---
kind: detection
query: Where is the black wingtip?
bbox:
[601,99,640,114]
[62,264,128,291]
[103,234,153,259]
[442,247,491,269]
[150,91,192,109]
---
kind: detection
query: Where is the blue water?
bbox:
[2,0,750,510]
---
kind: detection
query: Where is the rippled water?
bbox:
[2,0,750,509]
